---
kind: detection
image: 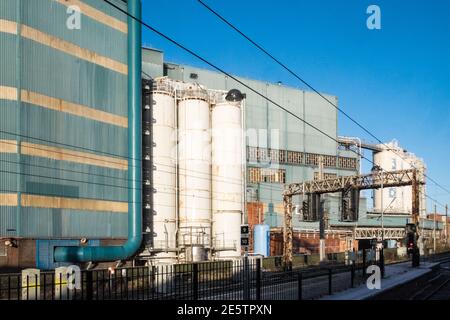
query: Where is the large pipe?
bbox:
[54,0,142,262]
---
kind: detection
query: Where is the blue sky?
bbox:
[141,0,450,213]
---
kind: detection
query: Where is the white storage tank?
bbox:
[178,87,211,257]
[373,140,426,216]
[211,91,244,258]
[151,82,177,263]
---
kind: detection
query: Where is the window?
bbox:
[305,153,320,166]
[314,172,338,181]
[247,167,286,184]
[247,146,258,162]
[269,149,279,163]
[257,148,269,162]
[389,188,397,199]
[338,157,357,170]
[279,150,286,163]
[391,158,397,170]
[323,155,337,167]
[287,151,303,165]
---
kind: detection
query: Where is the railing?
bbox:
[0,255,383,301]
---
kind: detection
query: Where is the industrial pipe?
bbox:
[54,0,142,262]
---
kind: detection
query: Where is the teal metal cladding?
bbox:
[0,0,129,239]
[0,0,16,21]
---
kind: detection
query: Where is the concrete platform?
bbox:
[320,261,440,300]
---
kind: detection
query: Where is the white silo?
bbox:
[178,86,211,261]
[151,80,178,263]
[373,140,426,216]
[211,92,244,258]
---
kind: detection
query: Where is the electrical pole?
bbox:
[446,204,448,246]
[380,170,385,277]
[433,204,437,254]
[318,156,325,262]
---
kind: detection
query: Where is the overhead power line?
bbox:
[196,0,450,198]
[102,0,445,210]
[102,1,368,162]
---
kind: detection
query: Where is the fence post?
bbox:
[85,270,93,301]
[298,272,303,300]
[243,256,250,300]
[328,268,332,295]
[362,248,366,277]
[256,259,261,300]
[351,263,355,288]
[192,263,198,300]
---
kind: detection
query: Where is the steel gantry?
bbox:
[354,227,406,240]
[282,168,425,270]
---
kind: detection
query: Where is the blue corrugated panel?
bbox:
[0,0,17,21]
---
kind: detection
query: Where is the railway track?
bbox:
[373,256,450,300]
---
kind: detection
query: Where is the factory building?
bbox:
[0,0,132,270]
[142,47,364,258]
[0,0,379,270]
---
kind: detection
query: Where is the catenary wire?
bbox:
[196,0,450,197]
[103,0,445,210]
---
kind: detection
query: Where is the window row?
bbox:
[247,146,357,170]
[248,167,286,184]
[313,172,338,181]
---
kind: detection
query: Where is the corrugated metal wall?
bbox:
[0,0,129,239]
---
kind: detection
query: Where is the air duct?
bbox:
[54,0,142,262]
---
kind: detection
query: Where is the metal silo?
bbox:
[178,86,211,261]
[150,79,178,263]
[373,140,426,216]
[211,91,244,258]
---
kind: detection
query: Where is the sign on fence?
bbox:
[55,265,81,300]
[21,269,40,300]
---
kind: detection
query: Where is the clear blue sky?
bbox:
[141,0,450,213]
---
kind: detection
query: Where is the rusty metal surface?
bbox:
[282,169,426,269]
[284,168,425,196]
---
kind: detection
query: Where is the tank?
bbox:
[151,83,177,262]
[178,88,211,251]
[211,99,243,258]
[373,140,426,216]
[253,224,270,257]
[185,245,208,262]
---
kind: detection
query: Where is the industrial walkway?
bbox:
[319,261,440,300]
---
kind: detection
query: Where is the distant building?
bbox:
[0,0,130,270]
[373,140,427,217]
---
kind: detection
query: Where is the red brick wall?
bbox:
[270,231,349,256]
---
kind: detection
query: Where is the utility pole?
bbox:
[318,156,326,262]
[380,170,385,277]
[446,204,448,246]
[433,204,437,254]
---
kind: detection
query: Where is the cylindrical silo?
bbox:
[151,82,177,263]
[373,140,426,216]
[178,87,211,260]
[211,98,243,258]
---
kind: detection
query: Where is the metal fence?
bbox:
[0,257,378,301]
